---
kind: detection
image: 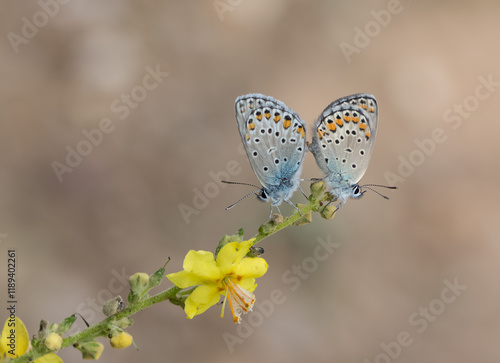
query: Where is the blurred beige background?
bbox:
[1,0,499,362]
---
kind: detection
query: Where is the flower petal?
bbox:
[238,278,257,293]
[36,353,64,363]
[0,317,29,358]
[216,240,254,275]
[167,250,221,288]
[184,285,221,319]
[167,271,210,289]
[235,257,268,279]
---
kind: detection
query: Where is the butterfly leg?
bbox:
[298,185,308,200]
[269,204,283,220]
[321,198,345,218]
[284,199,302,216]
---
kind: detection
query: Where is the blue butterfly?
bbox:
[225,94,307,217]
[309,93,395,212]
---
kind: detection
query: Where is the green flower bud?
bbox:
[258,221,275,235]
[129,273,149,293]
[128,272,150,304]
[74,340,104,360]
[215,229,245,257]
[294,204,312,226]
[103,296,124,317]
[148,264,167,289]
[113,317,134,329]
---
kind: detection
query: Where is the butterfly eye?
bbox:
[353,186,362,197]
[259,189,269,201]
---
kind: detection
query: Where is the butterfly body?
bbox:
[234,93,307,214]
[309,93,378,208]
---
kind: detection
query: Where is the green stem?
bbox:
[252,182,333,244]
[252,203,314,244]
[12,286,182,363]
[11,182,332,363]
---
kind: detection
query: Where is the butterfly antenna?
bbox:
[221,180,261,189]
[361,185,396,200]
[362,184,398,190]
[225,189,261,210]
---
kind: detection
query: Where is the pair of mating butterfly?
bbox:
[225,93,395,218]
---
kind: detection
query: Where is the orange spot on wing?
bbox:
[246,134,250,140]
[255,114,263,121]
[343,115,352,122]
[283,119,291,129]
[296,126,305,138]
[327,122,336,131]
[365,132,371,139]
[352,116,360,123]
[335,118,343,127]
[264,111,271,119]
[248,122,255,130]
[274,115,281,122]
[359,123,366,131]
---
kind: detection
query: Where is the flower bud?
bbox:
[129,273,149,291]
[44,332,62,351]
[103,296,124,317]
[74,340,104,360]
[110,332,133,349]
[270,213,284,225]
[148,265,166,289]
[320,202,337,220]
[310,181,325,197]
[293,204,312,226]
[128,273,150,304]
[113,317,133,329]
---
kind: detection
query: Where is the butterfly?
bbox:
[225,93,307,218]
[309,93,395,212]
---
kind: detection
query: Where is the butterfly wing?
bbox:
[310,94,378,184]
[235,94,307,191]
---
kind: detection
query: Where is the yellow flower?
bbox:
[0,317,62,362]
[167,239,268,323]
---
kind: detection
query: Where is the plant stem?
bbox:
[11,286,182,363]
[252,182,332,244]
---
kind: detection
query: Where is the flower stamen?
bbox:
[224,278,256,323]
